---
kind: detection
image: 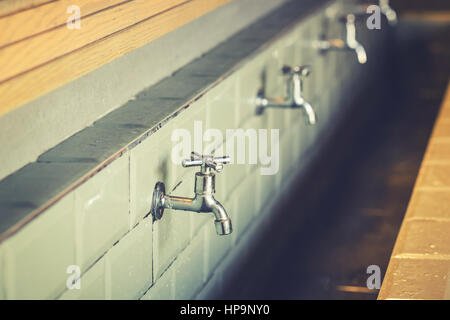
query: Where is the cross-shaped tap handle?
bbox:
[182,152,231,172]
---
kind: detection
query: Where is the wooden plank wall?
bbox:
[0,0,231,117]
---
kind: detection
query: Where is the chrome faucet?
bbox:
[151,152,232,236]
[255,65,317,125]
[379,0,398,25]
[315,13,367,64]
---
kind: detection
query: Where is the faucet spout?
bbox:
[292,74,316,125]
[207,197,232,235]
[354,45,367,64]
[345,14,367,64]
[301,101,317,126]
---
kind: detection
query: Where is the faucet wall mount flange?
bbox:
[152,181,166,221]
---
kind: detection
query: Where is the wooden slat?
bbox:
[0,0,189,83]
[0,0,51,17]
[0,0,128,48]
[0,0,230,116]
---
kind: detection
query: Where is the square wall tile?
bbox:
[277,132,294,185]
[267,106,289,139]
[173,230,207,299]
[261,47,286,133]
[170,98,209,179]
[291,28,305,68]
[318,84,333,129]
[262,41,285,94]
[277,127,292,180]
[222,143,251,194]
[237,58,264,126]
[216,234,251,293]
[206,74,238,135]
[301,16,325,101]
[280,34,297,68]
[326,71,340,107]
[309,53,326,103]
[195,270,223,300]
[324,21,343,80]
[106,217,153,300]
[233,173,258,244]
[289,120,305,163]
[130,121,176,228]
[249,115,278,173]
[153,209,191,279]
[140,266,175,300]
[59,258,106,300]
[221,116,264,194]
[257,173,278,214]
[3,193,75,299]
[75,155,129,270]
[285,104,304,127]
[297,20,315,66]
